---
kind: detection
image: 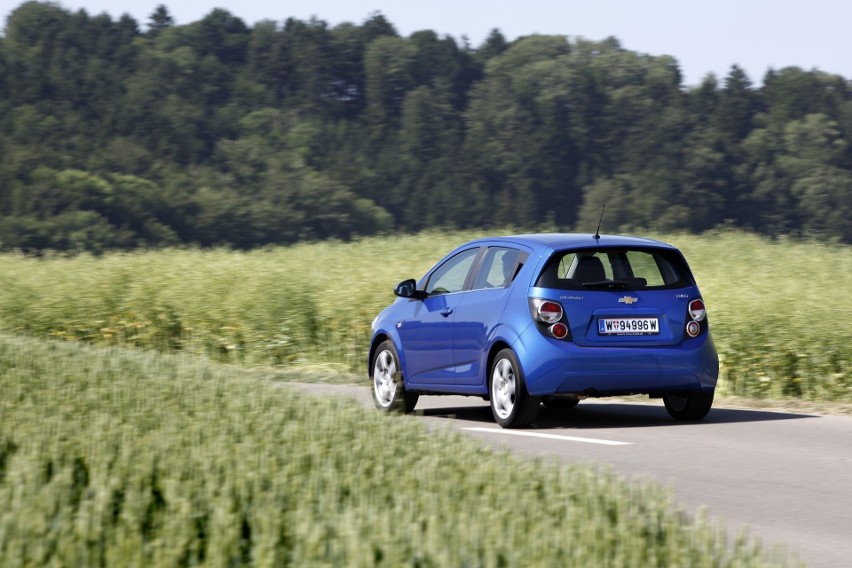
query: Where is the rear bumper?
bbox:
[514,326,719,396]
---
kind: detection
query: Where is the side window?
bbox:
[472,247,523,290]
[425,248,480,295]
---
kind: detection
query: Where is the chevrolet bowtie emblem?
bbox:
[618,296,638,304]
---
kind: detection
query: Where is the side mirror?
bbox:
[394,279,424,299]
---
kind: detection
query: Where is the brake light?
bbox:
[684,298,708,339]
[688,299,706,322]
[536,300,564,324]
[529,298,571,341]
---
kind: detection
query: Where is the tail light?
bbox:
[529,298,572,341]
[550,322,569,339]
[685,321,701,337]
[684,298,708,339]
[535,300,563,323]
[688,299,706,322]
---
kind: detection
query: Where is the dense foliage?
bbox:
[1,1,851,251]
[0,231,849,402]
[0,334,784,566]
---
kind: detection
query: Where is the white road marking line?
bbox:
[461,427,632,446]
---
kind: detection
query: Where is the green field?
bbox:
[0,230,849,402]
[0,334,788,566]
[1,231,833,565]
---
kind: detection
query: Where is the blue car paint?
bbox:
[512,325,719,396]
[369,234,719,399]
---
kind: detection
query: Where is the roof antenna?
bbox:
[593,202,606,240]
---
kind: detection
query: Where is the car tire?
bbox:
[543,395,580,411]
[663,390,714,421]
[489,349,540,428]
[371,340,418,413]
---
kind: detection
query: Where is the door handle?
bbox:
[440,307,453,317]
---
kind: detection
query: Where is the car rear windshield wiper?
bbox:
[581,280,629,289]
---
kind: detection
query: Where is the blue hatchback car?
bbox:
[369,234,719,428]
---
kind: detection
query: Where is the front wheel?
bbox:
[371,341,418,413]
[663,390,714,421]
[489,349,540,428]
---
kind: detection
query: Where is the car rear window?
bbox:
[535,248,693,290]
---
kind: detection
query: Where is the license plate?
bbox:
[598,317,660,335]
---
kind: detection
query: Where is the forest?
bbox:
[1,1,850,251]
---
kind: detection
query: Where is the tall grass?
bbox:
[0,229,848,401]
[673,230,851,400]
[0,233,464,371]
[0,334,785,566]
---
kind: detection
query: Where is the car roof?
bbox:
[471,233,675,251]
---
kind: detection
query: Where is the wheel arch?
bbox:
[484,340,514,399]
[368,332,407,381]
[368,333,390,376]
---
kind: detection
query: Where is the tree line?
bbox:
[1,1,850,252]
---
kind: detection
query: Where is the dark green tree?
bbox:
[148,4,174,36]
[1,2,851,249]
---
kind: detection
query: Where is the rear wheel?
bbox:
[371,341,418,413]
[663,390,714,421]
[489,349,540,428]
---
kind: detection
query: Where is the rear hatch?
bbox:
[531,246,700,348]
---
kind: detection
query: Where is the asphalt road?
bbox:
[292,383,852,568]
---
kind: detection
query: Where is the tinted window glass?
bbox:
[625,251,666,287]
[472,247,523,290]
[535,248,692,290]
[425,248,479,295]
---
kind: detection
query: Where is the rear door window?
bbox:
[471,247,525,290]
